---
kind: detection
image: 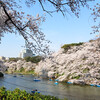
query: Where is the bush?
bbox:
[19,67,24,72]
[8,58,22,62]
[24,56,42,63]
[89,39,94,42]
[72,75,80,79]
[61,42,83,52]
[0,87,63,100]
[83,68,90,73]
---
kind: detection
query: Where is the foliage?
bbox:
[8,57,22,62]
[55,73,64,78]
[82,57,87,60]
[89,38,100,42]
[25,70,35,74]
[72,75,80,79]
[79,65,82,67]
[83,68,90,73]
[61,42,83,52]
[89,39,95,42]
[19,67,25,72]
[0,87,64,100]
[55,73,60,78]
[98,70,100,73]
[24,56,42,63]
[14,69,35,75]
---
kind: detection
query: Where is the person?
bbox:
[32,89,37,91]
[32,89,37,94]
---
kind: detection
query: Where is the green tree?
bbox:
[24,56,42,63]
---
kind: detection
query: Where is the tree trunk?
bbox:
[0,72,4,77]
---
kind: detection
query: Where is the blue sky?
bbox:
[0,1,98,57]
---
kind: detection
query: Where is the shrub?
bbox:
[8,58,22,62]
[61,42,83,52]
[82,57,87,60]
[88,63,94,66]
[79,65,82,67]
[72,75,80,79]
[19,67,24,72]
[89,39,94,42]
[0,87,63,100]
[83,68,90,73]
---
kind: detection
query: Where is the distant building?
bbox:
[19,49,35,58]
[0,56,9,61]
[0,56,5,61]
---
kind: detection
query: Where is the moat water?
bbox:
[0,74,100,100]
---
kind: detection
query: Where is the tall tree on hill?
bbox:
[0,0,96,55]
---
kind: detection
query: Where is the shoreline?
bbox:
[4,72,100,88]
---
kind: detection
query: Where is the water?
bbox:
[0,74,100,100]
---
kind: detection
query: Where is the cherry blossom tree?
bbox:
[0,0,92,55]
[0,0,50,55]
[91,3,100,35]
